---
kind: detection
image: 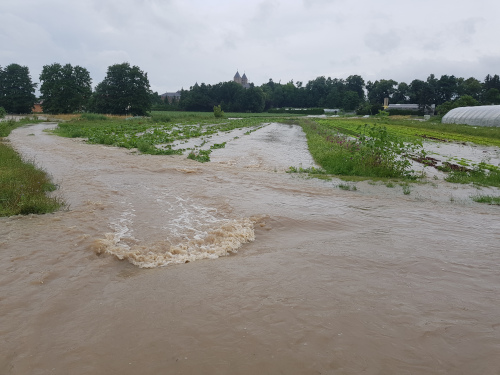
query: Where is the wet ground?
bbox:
[1,122,499,374]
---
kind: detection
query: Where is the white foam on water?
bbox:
[94,217,256,268]
[93,195,258,268]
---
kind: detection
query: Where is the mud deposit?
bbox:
[1,123,500,374]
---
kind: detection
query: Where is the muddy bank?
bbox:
[1,123,499,374]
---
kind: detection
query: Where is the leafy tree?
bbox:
[0,64,37,113]
[483,74,500,92]
[484,88,500,105]
[39,63,92,114]
[436,75,458,104]
[345,75,365,101]
[457,77,482,100]
[436,95,479,116]
[342,90,361,111]
[243,85,265,112]
[392,82,410,103]
[91,63,151,115]
[366,79,398,104]
[305,76,329,107]
[409,79,435,113]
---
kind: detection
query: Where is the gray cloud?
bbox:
[364,30,401,54]
[1,0,499,94]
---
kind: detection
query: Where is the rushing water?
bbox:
[1,123,500,374]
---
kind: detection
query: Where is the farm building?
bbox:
[442,105,500,127]
[386,103,435,115]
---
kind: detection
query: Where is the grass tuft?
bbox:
[471,195,500,205]
[0,142,64,216]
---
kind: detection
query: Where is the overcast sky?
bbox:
[1,0,499,94]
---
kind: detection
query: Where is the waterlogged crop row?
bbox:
[53,116,280,155]
[314,117,500,147]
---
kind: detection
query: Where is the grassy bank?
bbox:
[287,118,424,179]
[0,117,64,217]
[284,117,500,187]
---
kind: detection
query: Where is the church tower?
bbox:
[241,73,248,86]
[234,71,242,84]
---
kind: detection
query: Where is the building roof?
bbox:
[242,73,247,79]
[234,71,241,79]
[442,105,500,127]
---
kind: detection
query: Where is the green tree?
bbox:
[436,95,479,116]
[392,82,410,103]
[91,63,151,115]
[345,75,365,101]
[39,63,92,114]
[366,79,398,104]
[436,75,458,104]
[342,90,361,111]
[0,64,37,113]
[409,79,434,113]
[457,77,482,100]
[484,88,500,105]
[243,85,265,112]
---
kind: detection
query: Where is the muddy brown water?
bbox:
[1,123,500,374]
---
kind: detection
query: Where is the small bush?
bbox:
[213,105,225,118]
[0,107,6,119]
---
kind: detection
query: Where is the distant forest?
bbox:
[1,62,500,116]
[158,74,500,115]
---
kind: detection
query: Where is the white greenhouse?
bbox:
[442,105,500,127]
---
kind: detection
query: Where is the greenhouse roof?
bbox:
[442,105,500,127]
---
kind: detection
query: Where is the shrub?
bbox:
[213,105,225,118]
[0,107,6,119]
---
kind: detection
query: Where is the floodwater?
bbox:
[1,123,500,374]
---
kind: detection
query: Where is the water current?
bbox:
[1,123,499,374]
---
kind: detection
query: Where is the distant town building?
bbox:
[32,101,43,113]
[161,91,181,103]
[234,71,251,88]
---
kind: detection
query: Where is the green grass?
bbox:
[471,195,500,205]
[444,167,500,187]
[313,117,500,147]
[0,116,64,216]
[0,141,64,216]
[337,183,357,191]
[0,116,42,137]
[292,118,423,179]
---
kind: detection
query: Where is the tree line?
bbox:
[157,73,500,115]
[0,62,152,116]
[1,62,500,116]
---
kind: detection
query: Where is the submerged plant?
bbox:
[471,195,500,205]
[187,149,211,163]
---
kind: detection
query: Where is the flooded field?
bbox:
[1,122,500,374]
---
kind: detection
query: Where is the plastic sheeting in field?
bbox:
[442,105,500,127]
